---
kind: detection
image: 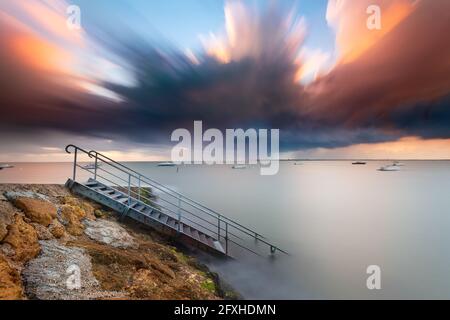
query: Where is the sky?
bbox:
[0,0,450,161]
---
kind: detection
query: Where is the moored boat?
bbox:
[0,164,14,170]
[378,165,400,171]
[157,162,177,167]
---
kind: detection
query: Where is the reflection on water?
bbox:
[1,160,450,299]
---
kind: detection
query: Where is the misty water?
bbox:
[1,160,450,299]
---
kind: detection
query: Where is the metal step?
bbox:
[110,193,122,200]
[117,197,129,204]
[167,218,176,228]
[159,215,169,225]
[69,178,230,257]
[150,210,161,220]
[142,207,152,215]
[190,229,200,240]
[134,204,145,212]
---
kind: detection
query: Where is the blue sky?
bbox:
[73,0,335,54]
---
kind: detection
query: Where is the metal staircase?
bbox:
[65,145,288,258]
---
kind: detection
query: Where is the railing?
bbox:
[65,144,288,257]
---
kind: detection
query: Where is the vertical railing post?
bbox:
[93,152,98,180]
[177,196,181,233]
[138,175,141,201]
[72,148,78,181]
[225,222,229,255]
[127,174,131,206]
[217,216,221,240]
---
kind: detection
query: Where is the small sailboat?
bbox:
[82,163,102,170]
[0,164,14,170]
[352,161,367,165]
[157,162,177,167]
[378,165,400,171]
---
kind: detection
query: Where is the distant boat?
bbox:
[294,162,303,165]
[232,164,247,169]
[82,163,102,170]
[157,162,177,167]
[378,165,400,172]
[392,161,405,167]
[0,164,14,170]
[352,161,367,165]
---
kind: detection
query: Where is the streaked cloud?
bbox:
[0,0,449,158]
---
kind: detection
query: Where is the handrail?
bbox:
[88,150,266,240]
[66,144,288,256]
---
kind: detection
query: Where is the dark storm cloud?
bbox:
[1,0,450,152]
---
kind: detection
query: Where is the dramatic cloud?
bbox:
[306,0,450,138]
[1,0,449,155]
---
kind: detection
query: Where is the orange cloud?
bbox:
[306,0,450,129]
[287,136,450,159]
[327,0,417,63]
[10,33,72,73]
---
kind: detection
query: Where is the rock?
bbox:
[61,197,95,220]
[145,255,176,280]
[0,221,7,242]
[0,254,23,300]
[69,240,147,292]
[59,205,85,236]
[49,220,65,239]
[94,209,107,218]
[22,240,124,300]
[0,202,17,241]
[4,191,49,202]
[3,215,40,262]
[31,223,54,240]
[12,197,57,226]
[83,219,137,249]
[127,269,158,299]
[80,202,96,221]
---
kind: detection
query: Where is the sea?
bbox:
[1,160,450,299]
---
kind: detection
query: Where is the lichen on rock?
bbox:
[58,204,86,236]
[49,220,65,239]
[11,197,57,226]
[0,184,233,300]
[31,222,54,240]
[0,254,23,300]
[3,215,40,262]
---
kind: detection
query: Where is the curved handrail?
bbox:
[88,149,265,239]
[66,144,287,255]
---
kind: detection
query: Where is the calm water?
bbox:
[1,160,450,299]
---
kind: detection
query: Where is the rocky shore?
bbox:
[0,184,238,300]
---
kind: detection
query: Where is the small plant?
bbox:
[201,278,216,293]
